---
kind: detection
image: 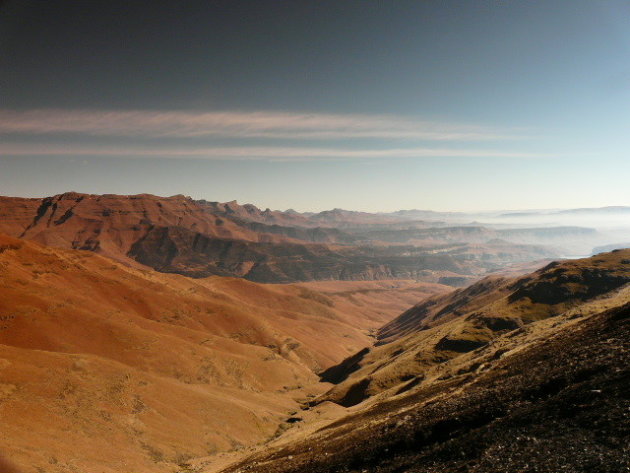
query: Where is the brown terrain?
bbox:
[0,193,559,284]
[318,249,630,405]
[213,250,630,473]
[0,233,447,473]
[0,193,627,473]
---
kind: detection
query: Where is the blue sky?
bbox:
[0,1,629,211]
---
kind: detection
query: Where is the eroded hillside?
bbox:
[318,249,630,406]
[0,233,448,473]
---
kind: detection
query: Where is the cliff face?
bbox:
[129,224,553,283]
[237,220,358,244]
[0,193,269,262]
[0,193,559,283]
[196,199,313,227]
[128,225,480,282]
[0,194,378,280]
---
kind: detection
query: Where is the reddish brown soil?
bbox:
[0,233,448,472]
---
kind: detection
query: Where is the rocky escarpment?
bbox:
[196,199,312,227]
[128,225,476,283]
[0,193,269,262]
[127,232,557,283]
[237,220,357,244]
[0,193,560,284]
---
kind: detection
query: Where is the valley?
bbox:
[210,250,630,473]
[0,193,628,473]
[0,233,447,472]
[3,3,629,472]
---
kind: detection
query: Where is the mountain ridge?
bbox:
[0,193,561,284]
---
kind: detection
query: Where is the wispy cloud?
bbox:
[0,109,523,141]
[0,143,550,161]
[0,109,542,162]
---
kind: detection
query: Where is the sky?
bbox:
[0,0,629,212]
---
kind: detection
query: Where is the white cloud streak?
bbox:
[0,109,523,141]
[0,143,550,161]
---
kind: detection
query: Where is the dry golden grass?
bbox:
[0,233,448,472]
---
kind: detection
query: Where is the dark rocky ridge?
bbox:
[128,224,560,283]
[312,250,630,409]
[128,225,472,282]
[222,299,630,473]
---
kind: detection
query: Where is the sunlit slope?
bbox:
[0,234,447,472]
[0,193,274,261]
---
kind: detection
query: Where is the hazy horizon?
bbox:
[4,188,630,217]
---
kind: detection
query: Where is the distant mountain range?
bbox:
[384,205,630,221]
[2,192,592,285]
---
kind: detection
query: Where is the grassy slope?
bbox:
[0,234,447,473]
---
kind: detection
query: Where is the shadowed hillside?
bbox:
[221,299,629,473]
[317,249,630,406]
[216,250,630,473]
